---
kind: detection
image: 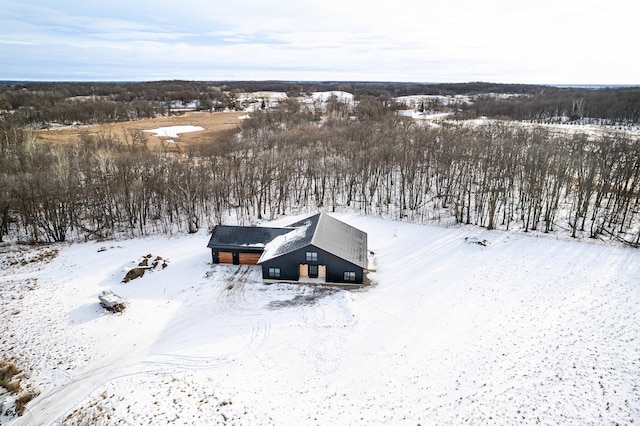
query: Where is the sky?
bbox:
[1,0,639,84]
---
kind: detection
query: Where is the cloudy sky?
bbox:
[1,0,638,84]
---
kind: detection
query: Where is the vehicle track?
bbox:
[144,315,272,371]
[18,264,271,425]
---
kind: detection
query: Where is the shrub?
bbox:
[0,360,21,394]
[15,391,39,416]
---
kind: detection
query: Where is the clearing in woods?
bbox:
[35,111,245,149]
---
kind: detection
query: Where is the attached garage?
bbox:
[239,252,262,265]
[207,225,293,266]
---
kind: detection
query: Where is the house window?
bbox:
[306,251,318,262]
[344,271,356,281]
[268,267,281,278]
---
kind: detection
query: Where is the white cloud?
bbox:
[0,0,638,83]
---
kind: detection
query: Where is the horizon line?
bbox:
[2,79,639,89]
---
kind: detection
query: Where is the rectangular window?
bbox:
[305,252,318,262]
[268,267,281,278]
[344,271,356,281]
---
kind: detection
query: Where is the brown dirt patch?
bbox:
[0,244,60,270]
[122,254,169,283]
[35,111,244,150]
[122,267,146,283]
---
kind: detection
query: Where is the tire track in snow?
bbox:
[16,336,156,426]
[144,316,272,371]
[217,265,251,310]
[143,265,272,369]
[18,264,271,425]
[296,290,356,376]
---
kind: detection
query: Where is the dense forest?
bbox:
[2,80,640,126]
[469,87,640,124]
[1,94,640,246]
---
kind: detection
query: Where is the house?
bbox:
[207,213,368,284]
[258,213,368,284]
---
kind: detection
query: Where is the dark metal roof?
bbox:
[257,216,318,262]
[259,213,368,269]
[312,213,368,269]
[207,225,292,250]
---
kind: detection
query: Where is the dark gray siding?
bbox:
[260,244,364,284]
[259,248,302,281]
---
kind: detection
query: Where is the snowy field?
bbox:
[310,91,355,104]
[143,125,204,138]
[1,214,639,425]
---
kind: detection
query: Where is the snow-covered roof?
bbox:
[207,225,292,250]
[258,213,368,268]
[258,221,312,263]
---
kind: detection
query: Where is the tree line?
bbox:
[4,81,639,129]
[467,87,640,124]
[1,100,640,246]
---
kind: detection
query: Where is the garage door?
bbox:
[218,251,233,264]
[238,252,262,265]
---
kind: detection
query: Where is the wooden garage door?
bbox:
[218,251,233,264]
[238,252,262,265]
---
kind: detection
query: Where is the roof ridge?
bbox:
[309,212,323,245]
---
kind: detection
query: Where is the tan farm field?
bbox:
[36,111,245,150]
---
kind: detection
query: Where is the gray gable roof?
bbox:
[207,225,292,250]
[259,213,368,268]
[311,214,368,268]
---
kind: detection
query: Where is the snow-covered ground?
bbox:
[397,110,451,120]
[236,92,289,112]
[236,92,288,103]
[460,117,640,138]
[311,91,355,104]
[395,94,471,108]
[143,125,204,138]
[1,214,639,425]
